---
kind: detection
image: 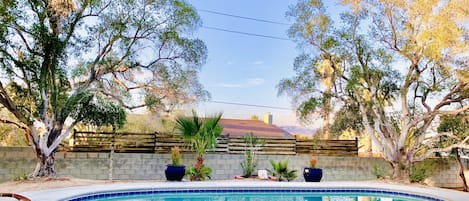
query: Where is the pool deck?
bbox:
[21,181,468,201]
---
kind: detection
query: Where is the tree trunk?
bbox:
[195,156,204,171]
[391,161,410,182]
[456,149,468,192]
[32,150,57,177]
[323,95,331,139]
[367,134,373,157]
[324,112,330,139]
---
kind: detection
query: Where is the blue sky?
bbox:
[187,0,299,126]
[187,0,342,126]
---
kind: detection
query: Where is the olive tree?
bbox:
[279,0,469,180]
[0,0,208,177]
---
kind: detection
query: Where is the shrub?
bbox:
[185,166,212,181]
[409,160,437,183]
[170,146,182,166]
[267,160,297,182]
[240,133,263,177]
[14,171,29,181]
[371,164,387,179]
[240,150,256,177]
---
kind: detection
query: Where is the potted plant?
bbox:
[303,156,322,182]
[240,132,264,178]
[165,146,186,181]
[267,160,297,182]
[175,111,223,181]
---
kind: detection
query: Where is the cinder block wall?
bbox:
[0,147,466,188]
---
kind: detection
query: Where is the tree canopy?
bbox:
[0,0,208,177]
[279,0,469,180]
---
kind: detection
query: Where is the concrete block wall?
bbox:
[0,147,466,188]
[203,154,391,181]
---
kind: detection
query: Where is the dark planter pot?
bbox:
[303,167,322,182]
[165,165,186,181]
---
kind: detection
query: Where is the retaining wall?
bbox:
[0,147,466,188]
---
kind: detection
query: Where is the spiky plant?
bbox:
[267,160,297,182]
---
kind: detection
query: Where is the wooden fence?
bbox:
[67,131,358,156]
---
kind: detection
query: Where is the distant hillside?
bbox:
[279,125,317,135]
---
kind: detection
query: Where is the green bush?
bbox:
[240,133,264,177]
[409,160,437,183]
[185,166,212,181]
[241,150,256,177]
[371,164,387,179]
[267,160,297,182]
[14,171,29,181]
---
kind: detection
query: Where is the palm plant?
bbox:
[268,160,297,182]
[175,111,223,180]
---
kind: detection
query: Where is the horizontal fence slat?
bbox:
[66,131,358,156]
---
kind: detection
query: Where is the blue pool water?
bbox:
[67,189,442,201]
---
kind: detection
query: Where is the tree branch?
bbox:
[415,136,469,162]
[99,90,146,111]
[0,118,28,131]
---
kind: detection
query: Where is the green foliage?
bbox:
[0,0,210,177]
[280,0,469,181]
[409,160,437,183]
[0,109,27,146]
[240,150,256,177]
[176,111,221,181]
[117,113,159,133]
[0,0,207,145]
[240,133,264,177]
[62,90,126,129]
[267,160,298,182]
[438,114,468,136]
[371,164,388,179]
[170,146,182,166]
[185,166,212,181]
[436,113,468,152]
[330,103,363,137]
[175,111,223,157]
[14,171,29,181]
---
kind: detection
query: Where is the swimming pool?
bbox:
[66,188,442,201]
[21,181,467,201]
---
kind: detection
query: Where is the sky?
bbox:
[186,0,311,127]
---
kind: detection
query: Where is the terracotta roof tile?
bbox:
[219,119,292,138]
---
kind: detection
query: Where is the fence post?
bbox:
[153,132,158,153]
[109,127,116,181]
[227,135,232,154]
[72,129,76,146]
[355,137,359,156]
[294,135,298,155]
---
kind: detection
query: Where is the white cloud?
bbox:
[253,60,264,65]
[226,61,233,65]
[220,83,242,88]
[217,78,264,88]
[247,78,265,86]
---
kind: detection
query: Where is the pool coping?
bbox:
[20,181,468,201]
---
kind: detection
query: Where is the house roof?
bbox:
[219,119,292,138]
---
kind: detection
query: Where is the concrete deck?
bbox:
[21,181,469,201]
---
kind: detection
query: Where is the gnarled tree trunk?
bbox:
[456,149,468,192]
[28,121,73,178]
[32,151,57,177]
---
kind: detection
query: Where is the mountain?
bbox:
[279,125,317,135]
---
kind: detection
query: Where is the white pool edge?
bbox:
[21,181,468,201]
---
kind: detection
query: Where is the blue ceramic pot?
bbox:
[303,167,322,182]
[165,165,186,181]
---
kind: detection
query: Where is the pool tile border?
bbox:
[68,188,444,201]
